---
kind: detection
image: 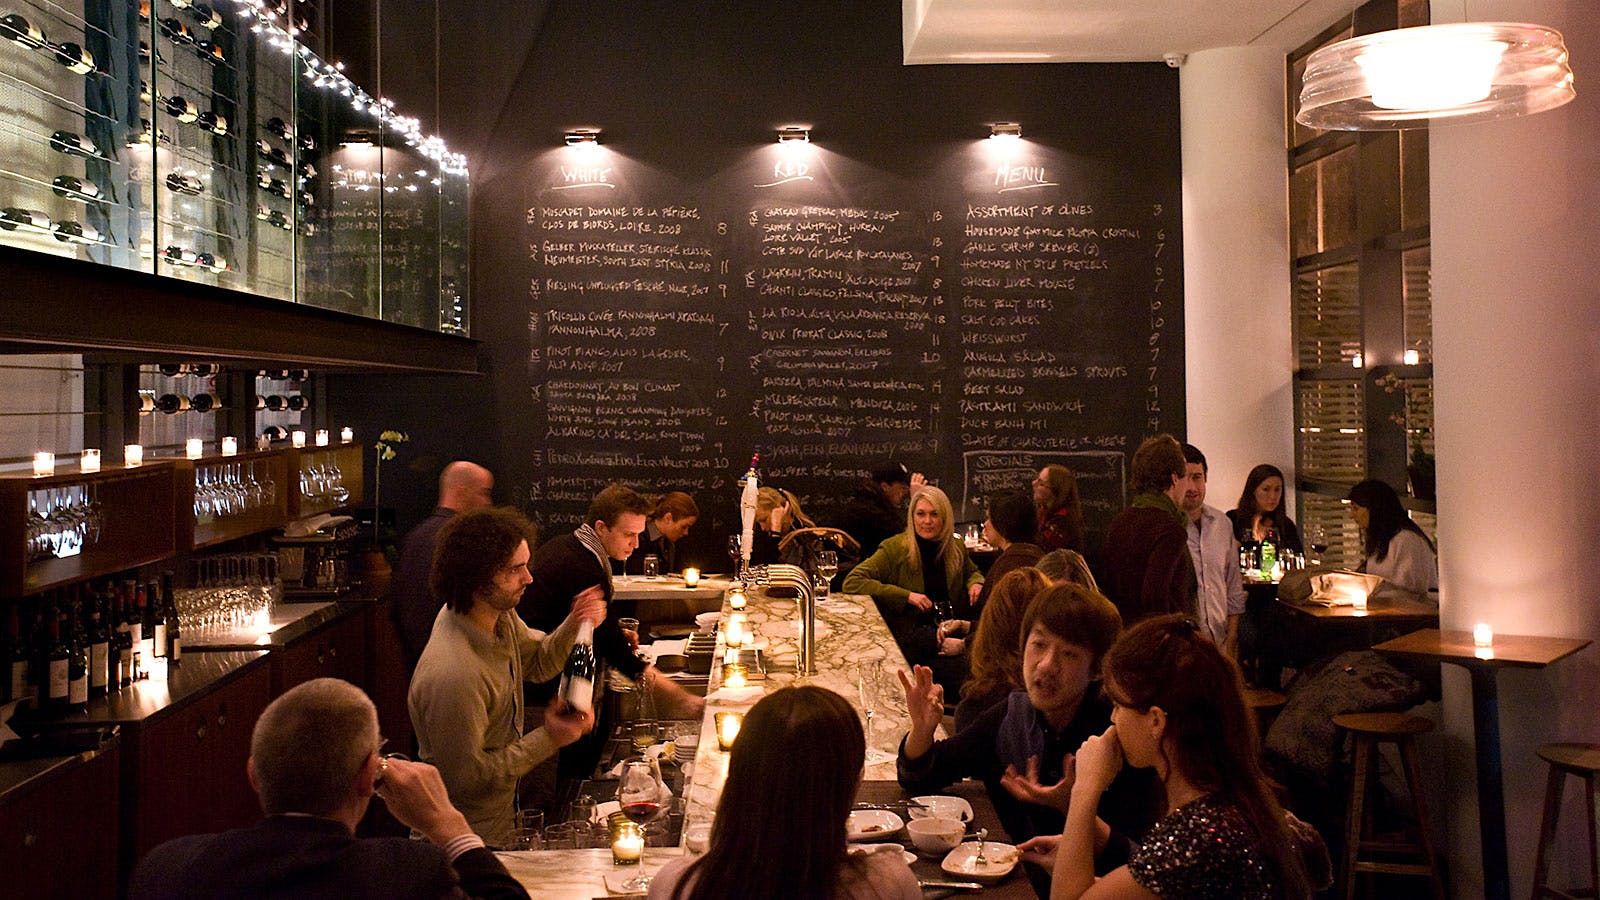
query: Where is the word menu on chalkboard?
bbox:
[516,140,1182,553]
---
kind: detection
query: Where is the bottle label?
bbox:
[9,660,26,700]
[169,636,181,662]
[90,643,109,687]
[559,673,594,715]
[49,659,69,700]
[130,623,142,647]
[154,624,167,658]
[119,646,133,683]
[69,672,87,705]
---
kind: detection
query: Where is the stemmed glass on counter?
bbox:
[616,757,665,891]
[726,534,742,580]
[814,549,838,599]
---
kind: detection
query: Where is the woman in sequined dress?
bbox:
[1019,614,1314,899]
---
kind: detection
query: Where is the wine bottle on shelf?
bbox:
[134,581,154,666]
[160,573,180,665]
[41,606,70,715]
[159,17,194,44]
[154,392,190,414]
[262,425,288,441]
[287,369,311,382]
[195,40,224,64]
[51,175,102,203]
[196,110,228,135]
[255,140,290,167]
[297,161,316,179]
[49,130,103,159]
[189,392,219,412]
[264,116,294,143]
[139,80,151,103]
[2,12,45,48]
[0,207,51,232]
[166,172,204,195]
[299,133,316,152]
[67,603,88,712]
[188,3,220,29]
[256,172,291,199]
[557,620,596,715]
[158,363,185,376]
[52,220,101,244]
[285,394,308,412]
[4,605,28,708]
[164,95,199,123]
[134,118,172,147]
[87,588,110,698]
[146,580,164,660]
[195,251,226,273]
[112,584,132,687]
[52,41,95,75]
[169,0,192,8]
[298,190,315,208]
[263,394,288,411]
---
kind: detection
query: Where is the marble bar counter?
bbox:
[497,847,685,899]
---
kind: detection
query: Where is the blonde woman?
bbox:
[844,485,982,698]
[750,487,815,565]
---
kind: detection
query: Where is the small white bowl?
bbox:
[907,795,974,822]
[906,817,965,855]
[844,809,904,842]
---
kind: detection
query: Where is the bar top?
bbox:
[30,649,267,729]
[183,598,372,651]
[497,847,685,899]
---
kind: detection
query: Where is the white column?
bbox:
[1431,1,1600,895]
[1180,47,1294,503]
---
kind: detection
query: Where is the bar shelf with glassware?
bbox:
[175,450,291,551]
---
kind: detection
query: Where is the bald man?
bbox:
[392,461,494,670]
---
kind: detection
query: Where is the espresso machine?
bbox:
[272,513,361,599]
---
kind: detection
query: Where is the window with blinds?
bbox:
[1288,0,1434,566]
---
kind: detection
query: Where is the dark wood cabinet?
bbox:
[0,745,120,900]
[273,604,369,694]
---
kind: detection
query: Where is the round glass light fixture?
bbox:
[1297,22,1574,130]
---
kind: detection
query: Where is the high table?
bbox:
[1255,592,1440,690]
[1373,628,1591,900]
[609,573,733,626]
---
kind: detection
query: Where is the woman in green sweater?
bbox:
[843,485,982,699]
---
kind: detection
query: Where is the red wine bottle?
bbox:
[134,582,154,665]
[4,605,28,707]
[164,95,200,124]
[285,394,308,412]
[155,392,190,414]
[166,172,204,195]
[112,585,131,688]
[160,572,181,665]
[53,41,95,75]
[1,12,45,48]
[159,17,194,44]
[49,130,103,159]
[67,603,88,712]
[263,394,288,411]
[87,588,110,698]
[0,207,51,232]
[189,392,219,412]
[256,171,291,199]
[41,608,70,715]
[262,425,289,441]
[51,175,101,203]
[197,110,228,135]
[188,3,221,29]
[557,620,596,714]
[195,251,227,273]
[265,116,295,143]
[52,220,101,244]
[195,40,224,64]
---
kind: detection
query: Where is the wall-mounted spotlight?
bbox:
[776,126,810,144]
[564,128,601,146]
[989,122,1022,140]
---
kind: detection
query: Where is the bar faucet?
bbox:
[764,563,816,676]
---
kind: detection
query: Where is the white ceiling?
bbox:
[902,0,1369,63]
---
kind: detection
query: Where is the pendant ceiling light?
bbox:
[1296,22,1575,130]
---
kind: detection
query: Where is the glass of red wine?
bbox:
[616,757,663,890]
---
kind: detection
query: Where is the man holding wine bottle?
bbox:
[409,507,605,849]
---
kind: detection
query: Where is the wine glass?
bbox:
[815,550,838,599]
[727,534,742,577]
[616,757,664,891]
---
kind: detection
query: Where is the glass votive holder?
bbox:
[724,620,744,649]
[728,588,746,610]
[610,821,643,865]
[291,430,306,448]
[314,429,329,447]
[185,438,203,460]
[33,451,54,477]
[80,449,101,473]
[722,663,747,689]
[340,426,354,443]
[1474,623,1494,648]
[684,820,712,856]
[124,443,143,467]
[683,567,700,587]
[221,436,238,456]
[715,711,742,750]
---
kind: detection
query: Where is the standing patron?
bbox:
[1098,435,1196,624]
[1033,464,1086,553]
[1179,444,1246,657]
[391,461,494,671]
[977,489,1045,608]
[838,461,923,556]
[409,507,604,848]
[625,491,699,574]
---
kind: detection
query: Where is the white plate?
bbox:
[908,795,974,822]
[846,843,918,866]
[845,809,904,842]
[941,841,1020,884]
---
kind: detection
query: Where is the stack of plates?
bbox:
[674,733,699,764]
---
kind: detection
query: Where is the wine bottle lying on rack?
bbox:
[49,130,104,159]
[262,425,288,441]
[51,175,102,203]
[154,392,190,414]
[256,206,291,230]
[264,116,295,143]
[51,220,101,244]
[166,172,204,195]
[164,95,199,123]
[51,41,94,74]
[195,39,224,64]
[188,3,220,29]
[190,392,220,412]
[0,207,51,233]
[1,12,45,48]
[133,118,171,147]
[159,17,194,44]
[262,394,287,411]
[197,110,227,135]
[160,246,228,273]
[285,394,308,412]
[255,140,291,167]
[140,79,151,103]
[256,172,292,199]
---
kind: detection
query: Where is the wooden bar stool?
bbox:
[1334,712,1446,900]
[1531,742,1600,900]
[1243,685,1287,732]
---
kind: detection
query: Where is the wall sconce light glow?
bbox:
[564,128,601,146]
[989,122,1022,141]
[1404,349,1421,365]
[776,126,811,144]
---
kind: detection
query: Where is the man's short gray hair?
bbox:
[250,677,379,817]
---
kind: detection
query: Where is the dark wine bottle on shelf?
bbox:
[288,369,311,382]
[0,207,51,232]
[159,17,194,44]
[49,130,102,159]
[285,394,308,412]
[164,95,199,124]
[256,172,291,199]
[263,394,287,411]
[158,363,185,376]
[155,392,190,414]
[189,3,220,29]
[166,172,204,195]
[297,161,316,179]
[5,605,28,708]
[189,392,219,412]
[87,589,109,698]
[112,585,132,688]
[195,251,226,273]
[135,119,171,147]
[196,40,224,64]
[145,580,164,660]
[41,607,70,715]
[298,190,315,208]
[51,175,102,203]
[255,140,291,168]
[299,133,316,152]
[52,220,101,244]
[265,116,294,143]
[557,620,596,715]
[196,110,228,135]
[139,80,151,103]
[262,425,288,441]
[53,41,95,75]
[160,572,180,665]
[135,582,154,665]
[67,603,88,712]
[2,12,45,48]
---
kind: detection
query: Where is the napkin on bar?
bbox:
[704,684,765,703]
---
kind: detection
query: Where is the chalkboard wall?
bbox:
[472,2,1183,567]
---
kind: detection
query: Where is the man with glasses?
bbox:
[409,507,605,848]
[130,677,529,899]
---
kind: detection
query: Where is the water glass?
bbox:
[642,554,660,578]
[569,795,598,829]
[542,822,581,849]
[510,810,544,850]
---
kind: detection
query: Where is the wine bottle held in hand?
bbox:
[558,619,596,715]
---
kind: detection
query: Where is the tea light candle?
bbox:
[722,662,747,689]
[314,429,329,447]
[1474,623,1494,648]
[724,620,744,649]
[185,438,203,460]
[340,426,354,443]
[32,451,54,477]
[124,443,144,467]
[291,430,306,448]
[724,647,741,665]
[81,449,101,473]
[728,588,746,610]
[611,822,643,865]
[1404,349,1421,365]
[683,567,700,587]
[715,711,742,750]
[221,436,238,456]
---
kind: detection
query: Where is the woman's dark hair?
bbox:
[1130,435,1186,496]
[672,686,866,900]
[964,568,1051,703]
[1347,479,1431,562]
[1103,615,1309,897]
[652,491,700,522]
[1234,464,1291,532]
[987,489,1039,545]
[1035,465,1085,550]
[431,507,536,613]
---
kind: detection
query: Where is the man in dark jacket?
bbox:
[836,462,921,556]
[391,461,495,672]
[1097,434,1197,624]
[130,677,528,900]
